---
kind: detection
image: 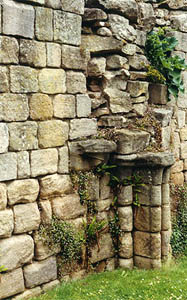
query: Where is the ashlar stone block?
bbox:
[45,0,61,8]
[0,36,19,64]
[0,183,7,210]
[47,43,61,68]
[31,149,58,177]
[0,93,29,122]
[88,57,106,77]
[61,45,90,71]
[38,120,69,148]
[0,153,17,182]
[118,206,133,232]
[39,69,66,94]
[8,179,39,205]
[2,0,34,38]
[20,39,46,68]
[24,256,57,288]
[8,121,38,151]
[14,202,40,234]
[0,234,34,271]
[54,11,82,46]
[77,94,91,118]
[66,71,86,94]
[53,94,76,119]
[13,287,42,300]
[118,185,133,206]
[81,35,123,53]
[119,258,133,270]
[0,123,8,153]
[134,256,161,270]
[35,7,53,41]
[134,231,161,259]
[17,151,30,179]
[0,66,9,92]
[119,233,133,258]
[0,268,24,299]
[134,206,161,232]
[61,0,84,15]
[58,146,69,174]
[10,66,39,93]
[39,200,52,224]
[70,118,97,140]
[89,233,114,264]
[29,93,53,121]
[0,209,14,238]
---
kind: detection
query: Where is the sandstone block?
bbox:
[58,146,69,174]
[77,94,91,118]
[108,14,136,42]
[134,231,161,259]
[39,69,66,94]
[47,43,61,67]
[162,184,170,205]
[170,172,184,185]
[0,268,24,299]
[152,168,163,185]
[8,179,39,205]
[0,123,8,153]
[88,57,106,77]
[34,234,59,261]
[106,55,128,70]
[149,83,168,105]
[180,127,187,141]
[104,88,132,114]
[100,174,111,200]
[0,66,9,92]
[118,185,133,206]
[134,256,161,270]
[177,110,185,128]
[45,0,61,8]
[118,206,133,232]
[161,126,171,150]
[134,206,161,232]
[97,198,112,212]
[31,149,58,177]
[151,185,162,206]
[8,121,38,151]
[84,8,107,21]
[10,66,39,93]
[153,108,173,127]
[0,93,29,122]
[61,0,84,14]
[119,233,133,258]
[162,205,171,231]
[171,160,183,174]
[30,93,53,121]
[138,3,156,31]
[14,203,40,234]
[2,0,34,38]
[184,159,187,170]
[35,7,53,41]
[39,200,52,224]
[40,174,72,200]
[38,120,69,148]
[89,233,114,263]
[122,43,137,56]
[54,11,81,46]
[53,94,75,119]
[52,194,86,220]
[162,168,170,184]
[128,54,148,70]
[0,209,14,238]
[17,151,30,179]
[0,153,17,182]
[0,36,19,64]
[81,35,123,53]
[66,71,86,94]
[42,280,60,292]
[0,234,34,271]
[24,256,57,288]
[161,230,171,257]
[13,287,42,300]
[20,40,46,68]
[127,81,149,98]
[61,45,90,71]
[70,118,97,140]
[119,258,133,270]
[0,183,7,210]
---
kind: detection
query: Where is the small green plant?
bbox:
[0,265,7,273]
[94,163,117,177]
[145,27,187,100]
[83,216,107,246]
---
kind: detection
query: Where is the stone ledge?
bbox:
[69,139,117,154]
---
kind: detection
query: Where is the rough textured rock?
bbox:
[24,256,57,288]
[106,55,128,70]
[118,186,133,206]
[84,8,107,21]
[70,119,97,140]
[0,268,24,299]
[47,43,61,67]
[119,258,134,269]
[35,7,53,41]
[138,3,156,31]
[81,35,123,53]
[134,256,161,270]
[31,149,58,177]
[134,206,161,232]
[17,151,30,179]
[118,206,133,231]
[0,66,9,92]
[89,233,115,263]
[119,233,133,258]
[12,287,42,300]
[39,200,52,224]
[39,69,66,94]
[8,179,39,205]
[61,45,90,70]
[134,231,161,259]
[77,94,92,118]
[108,14,136,42]
[69,139,116,154]
[66,71,86,94]
[0,183,7,210]
[53,95,76,119]
[0,36,19,64]
[104,89,132,114]
[29,94,53,121]
[0,153,17,182]
[10,66,39,93]
[58,146,69,174]
[0,209,14,238]
[0,234,34,271]
[20,40,46,68]
[0,123,8,153]
[88,57,106,77]
[61,0,84,15]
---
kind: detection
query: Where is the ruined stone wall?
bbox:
[0,0,187,299]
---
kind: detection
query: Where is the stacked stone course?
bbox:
[0,0,187,299]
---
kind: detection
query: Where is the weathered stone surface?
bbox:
[168,31,187,53]
[66,71,86,94]
[20,40,46,68]
[39,69,66,94]
[177,110,185,128]
[84,8,107,21]
[42,280,60,292]
[119,258,133,269]
[24,256,57,288]
[134,206,161,232]
[17,151,30,179]
[98,116,127,128]
[61,0,84,15]
[8,179,39,205]
[70,119,97,140]
[45,0,61,8]
[122,43,137,56]
[53,94,75,119]
[52,194,86,220]
[149,83,168,104]
[8,121,38,151]
[151,185,162,206]
[0,234,34,271]
[153,108,173,127]
[152,168,163,185]
[134,231,161,259]
[181,142,187,159]
[0,36,19,64]
[31,149,58,177]
[0,209,14,238]
[0,123,8,153]
[127,81,149,98]
[58,146,69,174]
[171,160,183,174]
[106,55,128,70]
[108,14,136,42]
[10,66,39,93]
[62,45,90,70]
[134,256,161,270]
[97,198,112,212]
[161,126,171,150]
[77,94,91,118]
[69,139,117,155]
[35,7,53,41]
[162,184,170,205]
[0,66,9,92]
[38,120,69,148]
[13,287,42,300]
[14,203,40,234]
[34,234,59,261]
[0,153,17,182]
[39,200,52,224]
[89,233,114,263]
[0,268,24,299]
[118,185,133,206]
[161,230,171,257]
[40,174,72,200]
[100,174,111,200]
[119,233,133,258]
[30,93,53,121]
[104,89,131,114]
[128,54,148,70]
[170,172,184,185]
[168,0,187,9]
[81,35,123,53]
[116,129,150,154]
[47,43,61,67]
[0,183,7,210]
[180,127,187,141]
[162,205,171,231]
[103,69,129,91]
[118,206,133,232]
[88,57,106,77]
[2,0,34,38]
[54,11,82,46]
[0,93,29,122]
[138,3,156,31]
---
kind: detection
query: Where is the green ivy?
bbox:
[145,27,187,100]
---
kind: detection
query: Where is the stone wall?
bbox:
[0,0,187,299]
